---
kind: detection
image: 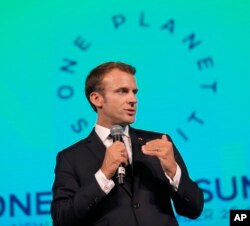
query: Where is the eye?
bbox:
[133,89,138,95]
[117,88,128,94]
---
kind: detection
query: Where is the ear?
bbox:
[89,92,103,109]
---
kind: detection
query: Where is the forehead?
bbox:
[102,69,137,89]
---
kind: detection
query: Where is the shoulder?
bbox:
[59,129,98,155]
[57,138,89,158]
[57,129,97,158]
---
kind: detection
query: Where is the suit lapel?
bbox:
[86,129,106,163]
[129,127,147,195]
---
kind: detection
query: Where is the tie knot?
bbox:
[103,134,113,148]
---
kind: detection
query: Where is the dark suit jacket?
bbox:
[51,127,204,226]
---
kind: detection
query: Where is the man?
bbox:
[51,62,204,226]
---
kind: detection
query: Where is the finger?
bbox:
[120,151,127,158]
[142,147,160,157]
[119,149,128,158]
[120,157,129,166]
[112,141,126,150]
[142,145,156,153]
[142,142,157,151]
[144,138,164,148]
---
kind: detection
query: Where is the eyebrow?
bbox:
[114,87,138,93]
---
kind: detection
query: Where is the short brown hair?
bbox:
[85,61,136,112]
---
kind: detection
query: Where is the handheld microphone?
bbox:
[110,125,126,185]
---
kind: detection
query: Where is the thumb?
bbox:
[162,134,168,140]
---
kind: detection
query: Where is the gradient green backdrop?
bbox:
[1,0,250,225]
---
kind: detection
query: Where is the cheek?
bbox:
[103,101,119,113]
[103,96,126,112]
[106,97,124,107]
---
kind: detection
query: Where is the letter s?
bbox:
[71,118,88,133]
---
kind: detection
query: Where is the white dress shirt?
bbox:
[94,124,181,194]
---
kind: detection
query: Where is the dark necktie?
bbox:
[120,136,133,192]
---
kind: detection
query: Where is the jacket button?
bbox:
[133,203,140,208]
[184,196,190,202]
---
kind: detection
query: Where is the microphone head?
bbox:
[110,125,123,137]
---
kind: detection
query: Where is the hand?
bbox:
[142,135,177,179]
[100,141,128,179]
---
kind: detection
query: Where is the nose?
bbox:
[127,91,137,105]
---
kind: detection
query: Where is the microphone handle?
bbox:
[113,135,126,185]
[117,164,125,185]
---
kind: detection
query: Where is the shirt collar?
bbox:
[95,124,110,143]
[123,125,130,138]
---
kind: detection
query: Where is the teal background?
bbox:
[1,0,250,225]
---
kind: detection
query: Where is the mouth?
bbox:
[125,109,136,116]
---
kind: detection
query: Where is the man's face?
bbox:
[95,69,138,128]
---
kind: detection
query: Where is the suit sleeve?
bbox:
[51,151,106,226]
[168,136,204,219]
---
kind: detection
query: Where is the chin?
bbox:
[114,115,135,125]
[116,119,134,126]
[125,117,135,124]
